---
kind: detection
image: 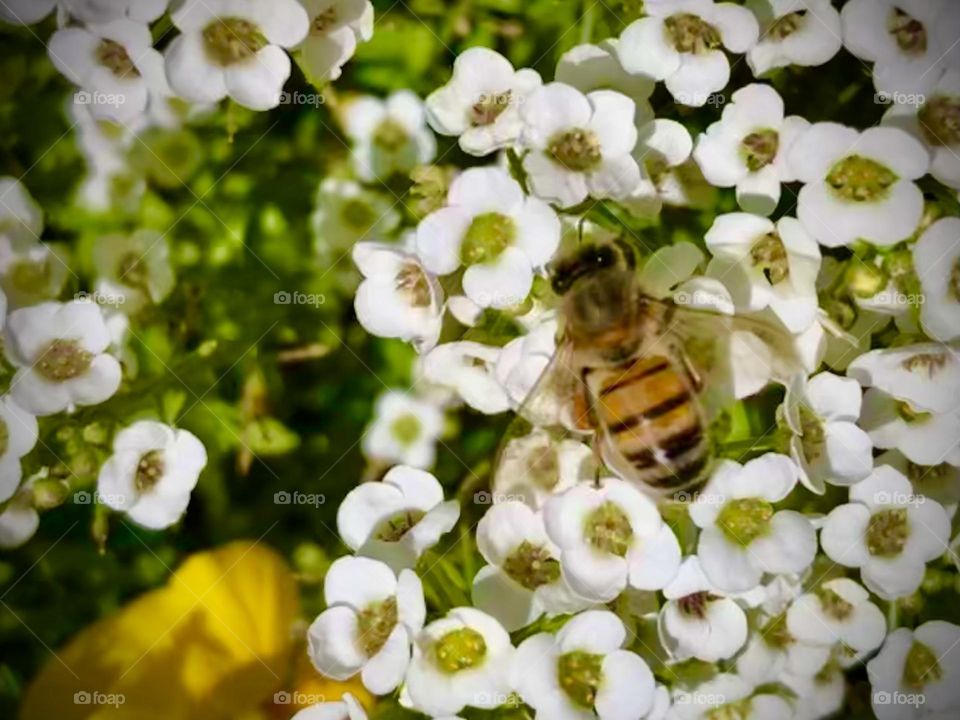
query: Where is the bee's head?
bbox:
[552,240,641,356]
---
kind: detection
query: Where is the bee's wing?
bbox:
[514,339,585,431]
[658,301,808,401]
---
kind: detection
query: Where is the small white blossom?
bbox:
[405,607,514,717]
[473,501,591,631]
[5,300,123,416]
[313,178,401,251]
[298,0,373,83]
[736,622,831,686]
[49,19,162,124]
[849,344,960,467]
[789,123,930,248]
[421,342,510,415]
[786,578,886,667]
[416,167,560,309]
[69,102,144,212]
[912,217,960,342]
[690,454,815,593]
[353,243,444,353]
[336,465,459,570]
[490,429,595,510]
[544,477,682,602]
[782,371,874,493]
[494,318,559,413]
[342,90,437,182]
[821,465,950,600]
[426,47,542,157]
[693,84,809,216]
[0,176,42,245]
[362,391,444,469]
[618,0,759,107]
[670,673,795,719]
[704,213,821,332]
[519,83,640,208]
[883,69,960,191]
[842,0,960,98]
[879,449,960,508]
[747,0,843,76]
[514,610,656,719]
[97,420,208,530]
[0,479,39,549]
[0,396,38,503]
[658,556,749,663]
[781,662,845,720]
[307,556,425,695]
[623,120,695,217]
[92,230,175,314]
[867,621,960,720]
[293,693,367,720]
[165,0,309,111]
[0,0,168,25]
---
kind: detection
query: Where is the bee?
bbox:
[516,238,803,496]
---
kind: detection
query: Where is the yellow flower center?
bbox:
[502,540,561,590]
[750,232,789,285]
[97,39,139,79]
[918,95,960,147]
[357,595,398,657]
[433,627,487,673]
[902,640,942,688]
[557,650,604,708]
[375,509,426,542]
[585,501,633,556]
[471,91,512,127]
[203,17,267,66]
[716,498,774,546]
[547,129,603,172]
[741,129,780,172]
[665,13,722,54]
[866,508,909,557]
[36,339,94,382]
[135,450,165,491]
[461,212,516,265]
[887,8,927,55]
[826,155,898,203]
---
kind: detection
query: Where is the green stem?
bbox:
[887,599,899,630]
[580,0,597,44]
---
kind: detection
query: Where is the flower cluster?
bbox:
[304,1,960,719]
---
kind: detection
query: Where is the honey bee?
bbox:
[516,238,804,496]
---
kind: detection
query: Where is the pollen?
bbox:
[664,13,722,54]
[35,339,94,382]
[433,627,487,673]
[584,501,633,557]
[357,595,398,657]
[866,508,909,557]
[557,650,604,708]
[502,540,561,590]
[716,498,774,546]
[826,155,898,203]
[202,17,268,66]
[547,129,603,172]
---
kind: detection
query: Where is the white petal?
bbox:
[820,503,871,567]
[324,555,396,609]
[362,625,409,695]
[223,45,291,111]
[557,609,626,654]
[628,524,681,591]
[307,606,366,679]
[471,565,539,632]
[163,32,227,104]
[595,650,655,720]
[462,246,533,309]
[697,526,762,593]
[748,510,817,575]
[666,51,730,107]
[617,17,680,80]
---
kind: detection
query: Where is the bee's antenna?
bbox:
[577,216,587,245]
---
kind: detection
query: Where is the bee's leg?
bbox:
[680,350,704,393]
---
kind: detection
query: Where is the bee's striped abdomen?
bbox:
[584,354,709,492]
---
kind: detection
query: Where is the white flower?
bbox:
[514,610,656,720]
[49,19,162,124]
[426,47,542,157]
[747,0,843,76]
[704,213,821,332]
[313,178,400,252]
[416,167,560,309]
[493,319,559,413]
[362,391,444,469]
[913,217,960,342]
[617,0,759,107]
[0,396,38,503]
[736,621,831,686]
[92,230,175,314]
[491,429,596,510]
[786,578,886,667]
[693,84,809,216]
[543,477,682,602]
[336,464,459,570]
[883,69,960,191]
[298,0,373,83]
[782,372,874,493]
[781,662,845,720]
[0,0,168,25]
[0,480,39,549]
[69,102,144,212]
[849,344,960,467]
[5,300,123,416]
[342,90,437,182]
[867,621,960,720]
[405,607,513,717]
[556,40,655,123]
[821,465,950,599]
[519,83,640,208]
[0,176,42,246]
[879,449,960,508]
[0,237,69,310]
[670,673,794,719]
[658,556,748,663]
[421,342,510,414]
[789,123,930,248]
[473,501,591,631]
[293,693,367,720]
[96,420,207,530]
[307,555,424,694]
[623,119,695,217]
[690,454,815,593]
[353,243,443,353]
[842,0,960,98]
[165,0,309,111]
